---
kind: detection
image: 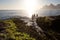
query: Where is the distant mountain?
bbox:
[42,4,60,9]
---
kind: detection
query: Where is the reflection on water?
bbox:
[0,9,60,18]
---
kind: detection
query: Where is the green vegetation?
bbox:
[0,15,60,40]
[36,17,52,31]
[36,15,60,40]
[11,18,42,40]
[0,19,36,40]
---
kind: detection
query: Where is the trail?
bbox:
[30,18,57,40]
[31,18,45,35]
[25,16,58,40]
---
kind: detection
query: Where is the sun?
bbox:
[22,0,38,18]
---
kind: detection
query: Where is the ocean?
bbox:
[0,9,60,18]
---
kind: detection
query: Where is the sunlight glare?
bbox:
[22,0,38,18]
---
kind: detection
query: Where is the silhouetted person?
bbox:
[32,14,35,21]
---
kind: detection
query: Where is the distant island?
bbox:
[42,4,60,9]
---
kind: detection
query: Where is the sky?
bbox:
[0,0,60,10]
